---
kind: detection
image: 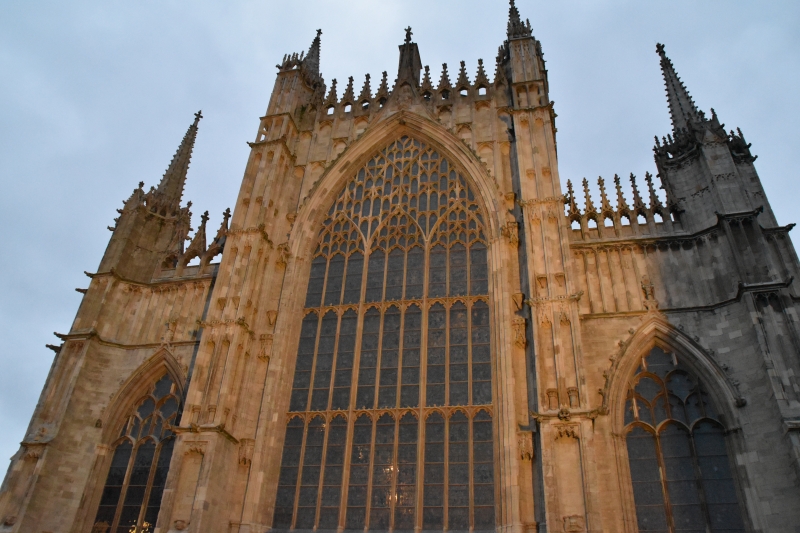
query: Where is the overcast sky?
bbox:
[1,1,798,465]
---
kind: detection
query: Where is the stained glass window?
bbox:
[92,373,181,533]
[274,136,496,531]
[625,347,745,533]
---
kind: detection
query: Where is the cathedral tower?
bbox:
[1,3,799,533]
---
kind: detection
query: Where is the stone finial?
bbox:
[421,66,433,93]
[598,176,612,213]
[325,78,338,106]
[152,111,202,216]
[475,59,490,87]
[614,174,629,211]
[644,172,663,210]
[630,173,646,212]
[359,73,372,102]
[375,71,390,101]
[456,60,470,89]
[438,63,452,91]
[582,178,596,215]
[341,76,355,104]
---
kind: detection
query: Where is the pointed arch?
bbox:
[611,313,750,533]
[605,313,744,434]
[100,347,185,443]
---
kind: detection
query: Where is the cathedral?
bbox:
[2,2,800,532]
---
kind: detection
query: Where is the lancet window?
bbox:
[274,136,496,531]
[92,373,181,533]
[625,347,745,533]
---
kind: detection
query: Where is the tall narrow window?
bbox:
[625,347,746,533]
[92,373,181,533]
[275,136,495,530]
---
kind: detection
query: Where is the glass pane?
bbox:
[319,417,347,530]
[385,248,405,301]
[324,254,346,306]
[626,426,668,531]
[450,303,469,406]
[660,424,703,532]
[357,309,381,409]
[449,244,468,296]
[401,305,422,408]
[449,411,469,531]
[366,251,386,302]
[274,417,305,528]
[343,252,364,304]
[694,421,745,532]
[346,416,373,530]
[427,304,447,407]
[378,307,401,408]
[290,313,319,412]
[296,417,325,529]
[394,414,418,530]
[473,411,495,529]
[332,310,357,410]
[310,312,337,411]
[423,413,445,530]
[370,414,395,530]
[306,256,327,308]
[428,246,446,298]
[405,246,424,299]
[471,301,492,405]
[469,243,488,295]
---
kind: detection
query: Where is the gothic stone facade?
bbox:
[2,3,800,533]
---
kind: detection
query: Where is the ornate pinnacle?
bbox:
[325,79,338,105]
[475,59,489,87]
[508,0,532,39]
[582,178,596,215]
[630,173,646,212]
[375,71,390,100]
[457,60,470,89]
[421,65,433,92]
[405,26,413,44]
[565,179,579,216]
[656,43,700,133]
[614,174,629,211]
[438,63,452,91]
[359,73,372,102]
[598,176,612,213]
[341,76,355,104]
[645,172,663,210]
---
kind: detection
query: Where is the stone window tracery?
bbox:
[274,136,496,531]
[92,373,181,533]
[624,347,745,533]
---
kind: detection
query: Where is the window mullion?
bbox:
[135,440,161,532]
[468,413,475,531]
[365,416,378,527]
[338,414,355,530]
[374,309,386,410]
[444,412,450,528]
[110,440,137,532]
[654,433,676,533]
[396,305,406,409]
[305,314,324,413]
[326,312,344,412]
[688,428,714,530]
[315,416,332,529]
[389,415,400,529]
[290,418,311,529]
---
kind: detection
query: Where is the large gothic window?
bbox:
[625,347,745,533]
[92,373,181,533]
[274,136,496,531]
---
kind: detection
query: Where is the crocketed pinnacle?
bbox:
[656,43,700,133]
[156,111,201,211]
[507,0,532,39]
[302,29,322,83]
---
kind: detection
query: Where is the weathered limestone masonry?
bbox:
[1,2,799,532]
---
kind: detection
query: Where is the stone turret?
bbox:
[98,112,200,282]
[652,44,778,234]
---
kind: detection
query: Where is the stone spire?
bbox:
[507,0,532,39]
[656,43,700,133]
[155,110,201,213]
[302,29,323,84]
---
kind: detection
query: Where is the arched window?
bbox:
[92,373,181,533]
[274,136,496,531]
[625,347,745,533]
